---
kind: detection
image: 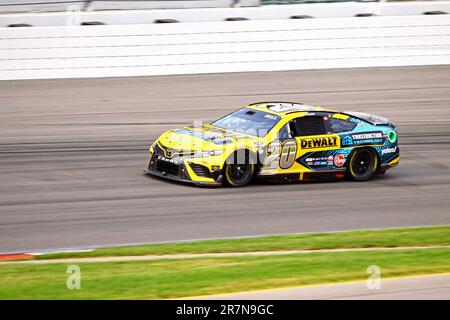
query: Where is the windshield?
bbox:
[211,108,281,137]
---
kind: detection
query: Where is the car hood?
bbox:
[156,124,255,151]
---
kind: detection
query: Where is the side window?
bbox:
[277,123,293,141]
[290,116,326,137]
[330,118,357,133]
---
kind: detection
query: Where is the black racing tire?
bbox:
[347,148,378,181]
[223,150,255,187]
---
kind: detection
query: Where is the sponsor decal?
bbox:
[381,146,398,156]
[342,131,384,146]
[158,155,180,165]
[264,114,278,120]
[342,135,353,145]
[300,136,338,149]
[327,155,334,165]
[304,155,334,167]
[307,157,329,162]
[334,154,346,167]
[352,132,383,140]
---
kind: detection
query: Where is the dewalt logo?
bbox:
[300,136,338,149]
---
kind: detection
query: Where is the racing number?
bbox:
[280,140,297,169]
[264,142,281,169]
[264,140,297,169]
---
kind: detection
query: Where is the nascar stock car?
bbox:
[144,102,399,187]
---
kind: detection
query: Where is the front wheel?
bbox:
[223,150,255,187]
[347,148,378,181]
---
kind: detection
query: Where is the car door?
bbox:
[290,115,342,175]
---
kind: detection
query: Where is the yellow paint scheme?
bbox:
[149,103,343,184]
[332,113,350,120]
[388,156,400,165]
[184,160,217,183]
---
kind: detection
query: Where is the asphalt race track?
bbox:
[199,274,450,300]
[1,66,450,253]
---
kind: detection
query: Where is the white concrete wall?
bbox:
[1,14,449,80]
[0,1,86,14]
[1,2,450,27]
[0,0,253,14]
[89,0,259,11]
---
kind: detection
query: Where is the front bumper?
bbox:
[144,155,222,187]
[144,168,221,187]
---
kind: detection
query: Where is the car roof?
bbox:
[247,102,331,116]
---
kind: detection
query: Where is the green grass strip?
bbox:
[37,226,450,260]
[1,248,449,299]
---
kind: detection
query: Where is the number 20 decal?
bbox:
[264,139,298,169]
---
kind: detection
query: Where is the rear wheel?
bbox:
[224,150,255,187]
[347,148,378,181]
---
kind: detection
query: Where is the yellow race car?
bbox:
[145,102,399,187]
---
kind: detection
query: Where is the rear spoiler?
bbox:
[343,111,395,128]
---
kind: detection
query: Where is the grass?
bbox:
[1,248,449,299]
[36,226,450,260]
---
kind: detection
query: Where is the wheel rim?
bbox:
[351,150,374,176]
[227,164,251,183]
